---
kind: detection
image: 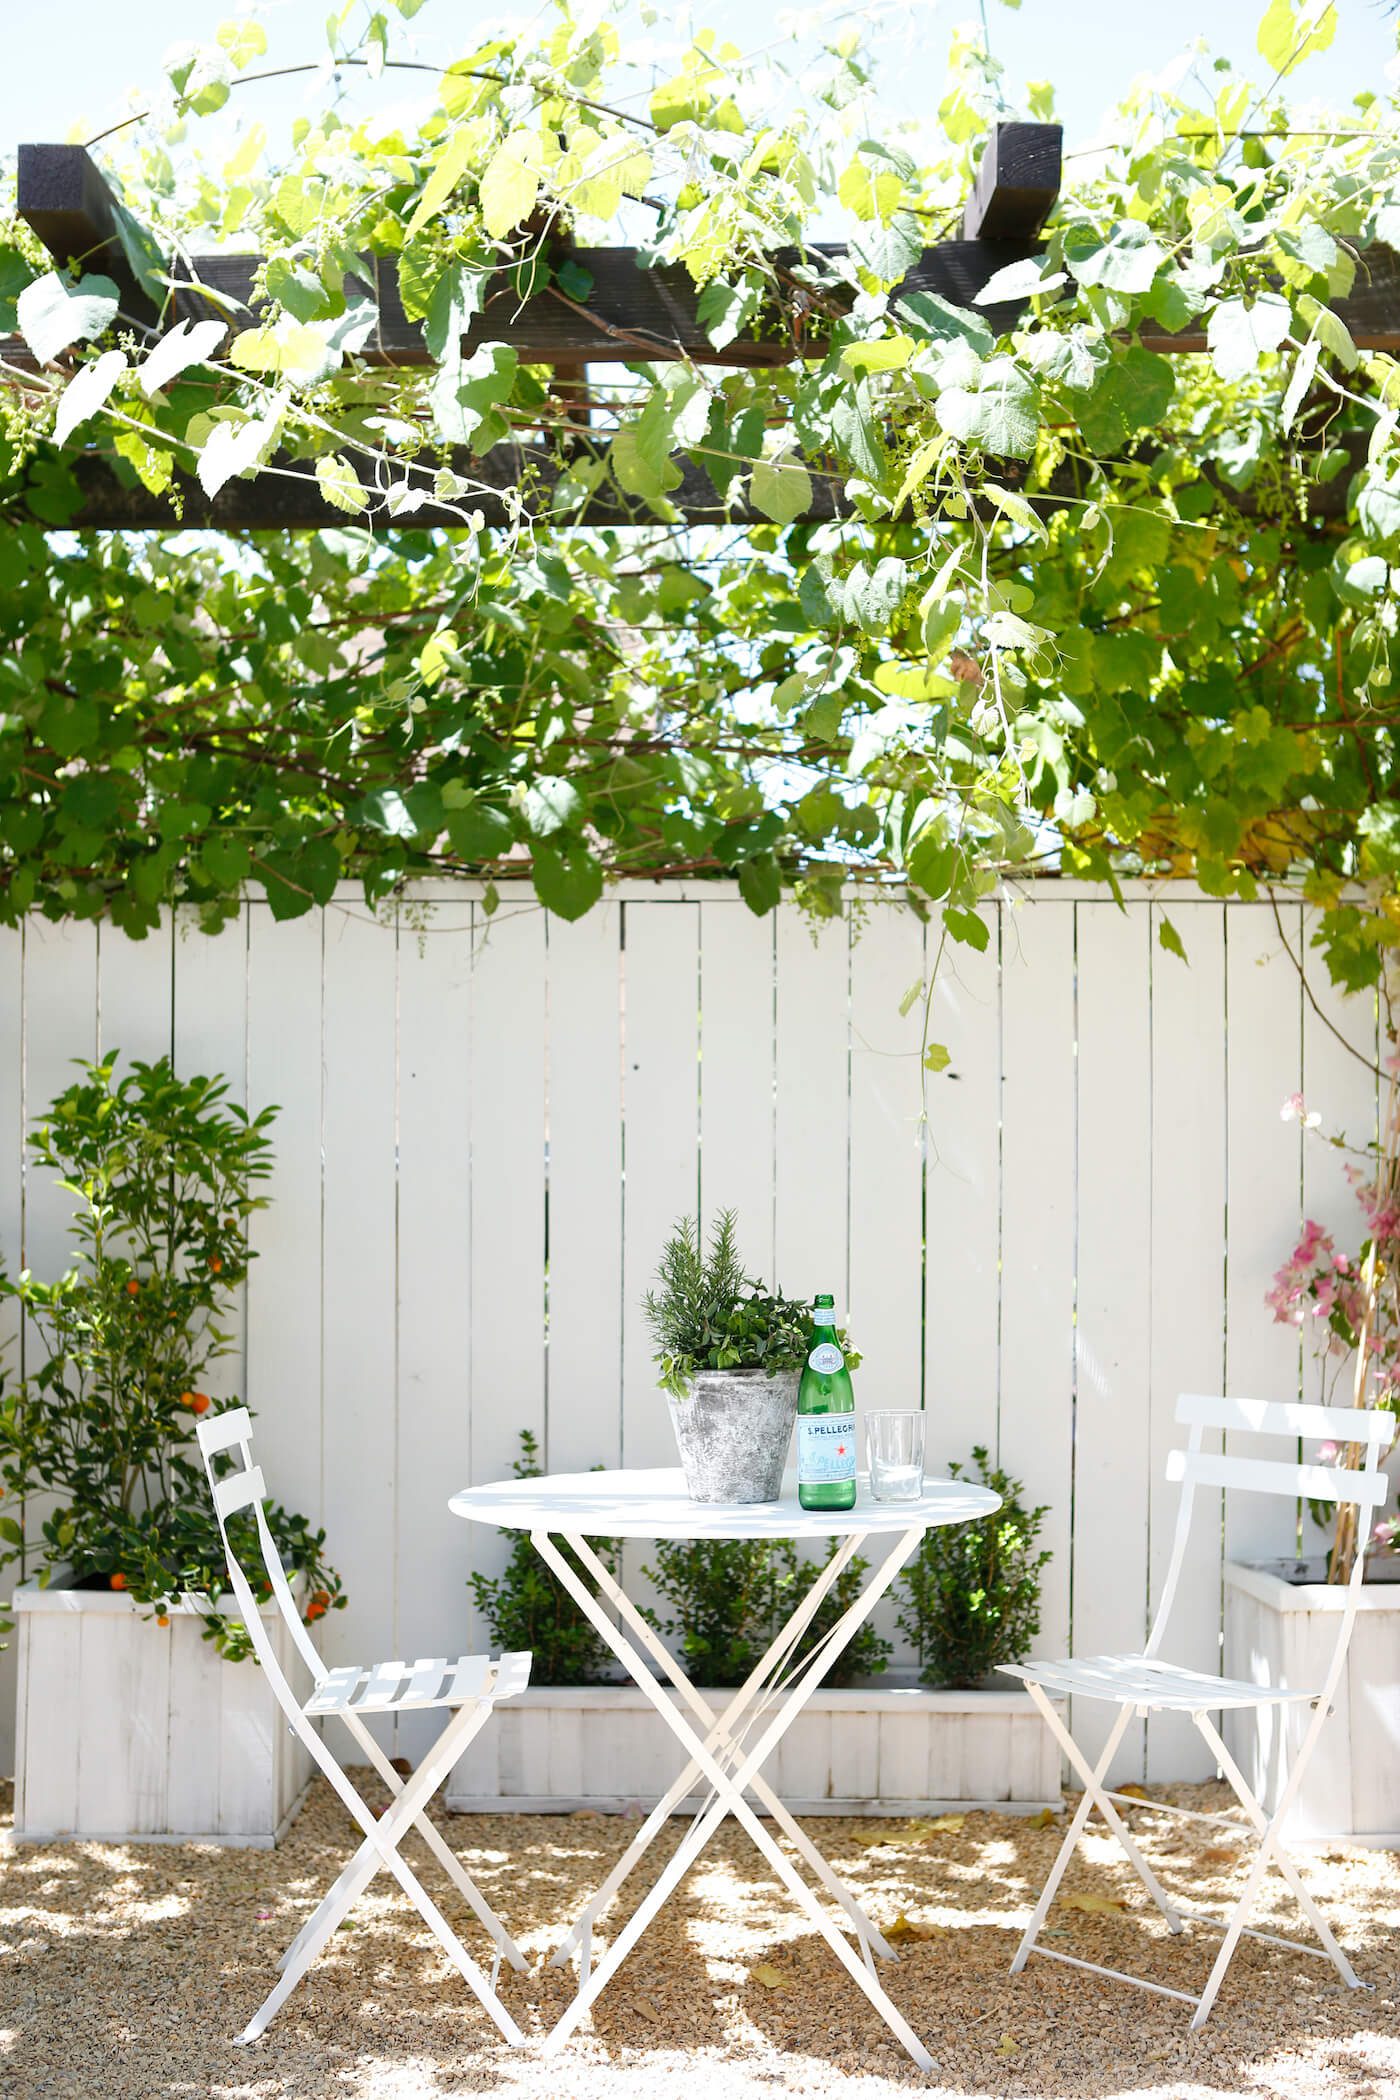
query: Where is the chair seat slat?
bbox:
[1002,1654,1322,1711]
[492,1651,533,1702]
[355,1660,409,1710]
[304,1664,366,1715]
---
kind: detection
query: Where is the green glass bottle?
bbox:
[797,1293,856,1511]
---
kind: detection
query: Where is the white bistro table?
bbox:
[449,1464,1000,2070]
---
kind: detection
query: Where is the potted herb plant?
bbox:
[643,1210,829,1503]
[1226,1069,1400,1842]
[1,1053,343,1844]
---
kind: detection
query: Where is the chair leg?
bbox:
[1189,1710,1363,2020]
[237,1698,524,2048]
[342,1708,530,1971]
[1013,1686,1185,1970]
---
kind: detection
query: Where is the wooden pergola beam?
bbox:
[962,122,1063,240]
[27,428,1363,533]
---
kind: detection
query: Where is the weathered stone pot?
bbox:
[666,1367,799,1502]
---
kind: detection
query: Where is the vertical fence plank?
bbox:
[1225,902,1306,1567]
[773,912,849,1304]
[172,908,250,1409]
[0,926,23,1775]
[924,907,1001,1464]
[1075,900,1153,1781]
[547,905,623,1475]
[321,909,399,1740]
[849,903,926,1417]
[1300,919,1381,1555]
[468,906,548,1631]
[96,918,174,1066]
[396,908,474,1762]
[999,897,1076,1667]
[699,903,776,1278]
[620,900,700,1470]
[245,909,324,1554]
[1147,902,1227,1780]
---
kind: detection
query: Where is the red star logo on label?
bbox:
[837,1444,846,1455]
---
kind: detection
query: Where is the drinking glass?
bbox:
[865,1410,925,1502]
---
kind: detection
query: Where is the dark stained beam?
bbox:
[16,141,154,318]
[961,121,1063,241]
[15,429,1360,534]
[1139,242,1400,353]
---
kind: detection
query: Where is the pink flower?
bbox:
[1281,1093,1321,1129]
[1316,1441,1338,1464]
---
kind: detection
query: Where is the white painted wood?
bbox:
[11,1582,306,1843]
[395,906,474,1763]
[6,885,1386,1799]
[998,896,1076,1665]
[1223,1560,1400,1842]
[321,908,399,1746]
[849,903,925,1416]
[546,905,623,1474]
[1075,901,1154,1783]
[923,906,1000,1462]
[468,905,548,1636]
[244,907,323,1540]
[699,902,776,1277]
[446,1684,1061,1813]
[96,915,173,1065]
[0,924,23,1777]
[173,904,250,1409]
[773,910,848,1302]
[1224,904,1306,1566]
[1147,901,1226,1781]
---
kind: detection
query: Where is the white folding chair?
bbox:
[1002,1392,1392,2027]
[196,1406,532,2046]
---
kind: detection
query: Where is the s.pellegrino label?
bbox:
[798,1291,856,1510]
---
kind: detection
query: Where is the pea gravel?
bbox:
[4,1770,1400,2099]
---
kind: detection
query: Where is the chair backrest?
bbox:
[1148,1393,1393,1693]
[196,1407,325,1689]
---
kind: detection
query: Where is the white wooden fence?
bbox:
[0,882,1378,1782]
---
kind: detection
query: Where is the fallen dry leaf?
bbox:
[909,1813,965,1837]
[1201,1843,1241,1863]
[1059,1892,1126,1914]
[853,1828,897,1848]
[1027,1807,1058,1829]
[631,1995,664,2023]
[996,2034,1019,2057]
[751,1963,793,1991]
[884,1913,944,1943]
[1116,1782,1149,1800]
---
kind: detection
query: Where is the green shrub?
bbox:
[895,1446,1050,1687]
[467,1431,620,1684]
[642,1536,891,1687]
[0,1053,343,1656]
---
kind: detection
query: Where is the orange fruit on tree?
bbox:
[208,1256,222,1274]
[191,1392,211,1414]
[109,1572,127,1591]
[125,1278,140,1295]
[156,1614,170,1628]
[179,1390,195,1408]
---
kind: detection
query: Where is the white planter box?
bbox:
[447,1681,1062,1816]
[1224,1559,1400,1847]
[10,1577,314,1847]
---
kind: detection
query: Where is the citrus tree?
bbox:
[0,0,1396,1010]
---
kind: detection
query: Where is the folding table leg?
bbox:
[553,1530,895,1968]
[535,1525,936,2073]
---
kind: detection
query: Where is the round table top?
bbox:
[449,1466,1001,1542]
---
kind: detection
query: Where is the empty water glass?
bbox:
[865,1410,925,1501]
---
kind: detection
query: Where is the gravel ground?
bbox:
[4,1770,1400,2100]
